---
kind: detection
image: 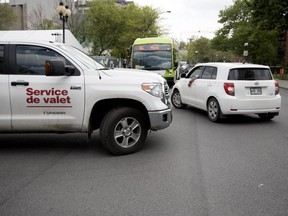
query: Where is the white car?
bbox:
[171,62,281,122]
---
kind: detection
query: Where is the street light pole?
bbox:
[56,2,71,43]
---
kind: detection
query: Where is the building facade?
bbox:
[7,0,133,30]
[74,0,133,14]
[8,0,74,30]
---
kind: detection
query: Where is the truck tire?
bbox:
[100,107,148,155]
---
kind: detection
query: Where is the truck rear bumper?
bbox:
[148,108,172,131]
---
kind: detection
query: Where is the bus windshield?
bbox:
[132,44,172,70]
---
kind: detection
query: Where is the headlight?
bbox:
[142,83,164,98]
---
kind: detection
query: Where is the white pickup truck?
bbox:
[0,40,172,155]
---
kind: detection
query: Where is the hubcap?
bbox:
[173,92,181,107]
[114,117,141,148]
[208,101,218,119]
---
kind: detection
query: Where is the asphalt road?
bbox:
[0,88,287,216]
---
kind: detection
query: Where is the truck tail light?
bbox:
[224,83,235,96]
[275,82,279,95]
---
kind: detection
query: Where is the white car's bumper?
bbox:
[219,96,281,114]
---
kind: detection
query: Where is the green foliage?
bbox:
[86,0,121,55]
[86,0,161,57]
[0,3,17,30]
[112,4,160,57]
[210,0,285,65]
[249,29,279,65]
[187,37,212,63]
[68,13,88,45]
[249,0,288,65]
[179,41,187,50]
[186,37,234,63]
[251,0,288,31]
[217,0,252,36]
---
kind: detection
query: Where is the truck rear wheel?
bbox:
[100,107,148,155]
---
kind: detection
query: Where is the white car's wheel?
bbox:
[207,98,222,122]
[171,89,186,109]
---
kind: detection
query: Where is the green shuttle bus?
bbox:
[131,37,179,85]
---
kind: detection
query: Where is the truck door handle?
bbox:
[11,81,29,86]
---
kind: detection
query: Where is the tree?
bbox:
[86,0,124,55]
[29,3,54,30]
[187,37,214,63]
[0,3,17,30]
[211,0,281,65]
[251,0,288,31]
[250,0,288,65]
[212,0,253,54]
[112,4,161,57]
[179,41,187,50]
[68,13,87,45]
[86,0,161,56]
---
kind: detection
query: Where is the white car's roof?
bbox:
[195,62,269,69]
[191,62,270,80]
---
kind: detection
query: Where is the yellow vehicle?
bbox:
[131,37,179,85]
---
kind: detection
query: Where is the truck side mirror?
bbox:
[45,60,75,76]
[65,65,76,76]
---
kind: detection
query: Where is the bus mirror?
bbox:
[180,73,186,78]
[127,47,131,59]
[174,61,178,68]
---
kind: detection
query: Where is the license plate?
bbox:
[250,87,262,95]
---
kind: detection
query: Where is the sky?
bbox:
[132,0,234,42]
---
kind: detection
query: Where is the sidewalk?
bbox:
[275,79,288,90]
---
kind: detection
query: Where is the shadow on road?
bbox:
[185,106,278,125]
[0,132,110,156]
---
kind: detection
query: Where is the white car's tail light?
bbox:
[275,82,279,95]
[224,83,235,96]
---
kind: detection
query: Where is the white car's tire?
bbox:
[207,98,222,122]
[171,89,186,109]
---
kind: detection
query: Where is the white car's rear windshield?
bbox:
[228,68,272,80]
